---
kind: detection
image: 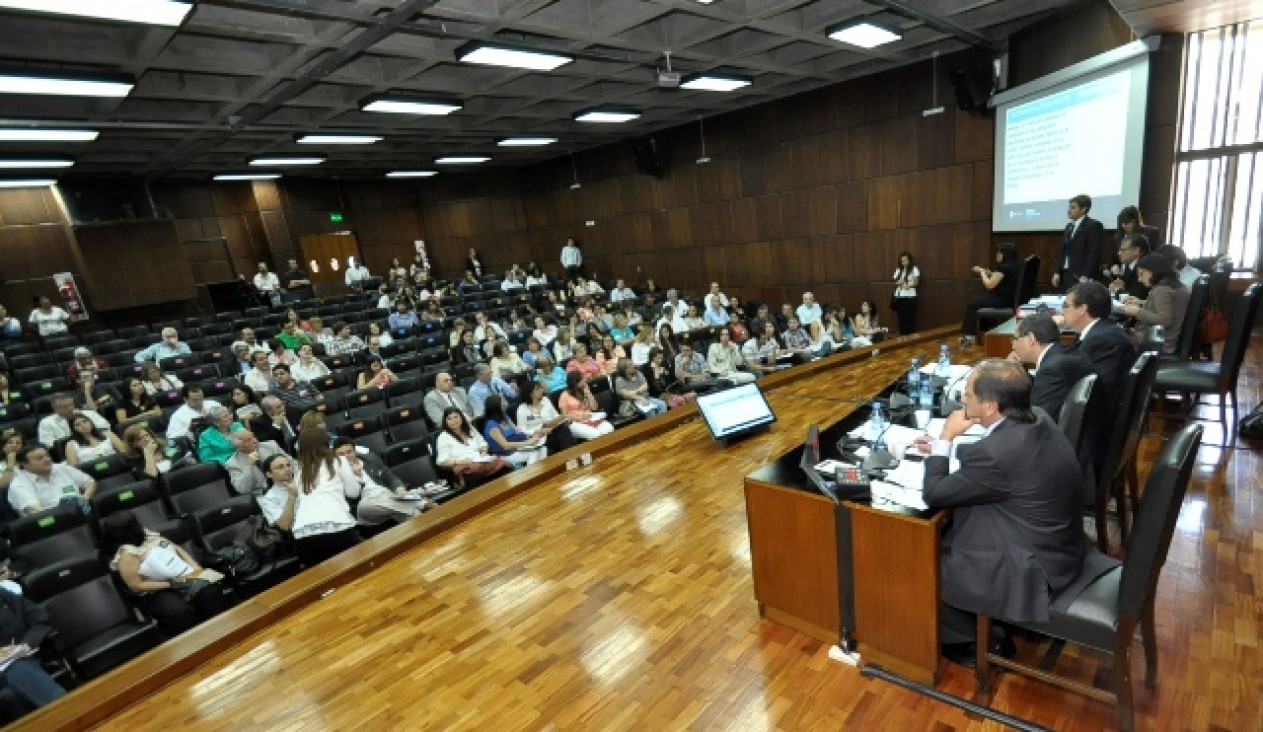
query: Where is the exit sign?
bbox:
[329,212,344,222]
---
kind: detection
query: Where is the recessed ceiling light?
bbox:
[386,171,438,178]
[248,156,325,166]
[0,0,193,26]
[295,134,382,145]
[496,137,558,147]
[827,20,902,49]
[434,155,490,165]
[359,94,463,116]
[680,74,752,92]
[0,128,99,142]
[0,70,134,97]
[213,173,280,181]
[455,42,573,71]
[0,158,74,169]
[574,109,641,123]
[0,178,56,188]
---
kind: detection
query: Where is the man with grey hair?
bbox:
[37,393,110,448]
[423,372,473,427]
[466,363,518,418]
[249,394,297,449]
[224,429,286,496]
[133,327,191,363]
[66,346,106,381]
[228,341,253,377]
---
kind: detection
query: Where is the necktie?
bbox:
[445,393,454,407]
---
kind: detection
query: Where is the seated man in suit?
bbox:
[913,359,1115,666]
[332,438,436,526]
[224,430,286,496]
[1059,282,1137,397]
[1009,314,1094,421]
[423,372,474,428]
[1108,233,1152,300]
[249,395,298,453]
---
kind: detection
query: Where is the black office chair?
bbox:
[1162,275,1207,363]
[1152,283,1259,445]
[9,503,98,571]
[1057,373,1097,453]
[1138,324,1164,357]
[975,423,1202,732]
[1091,353,1158,553]
[976,255,1041,334]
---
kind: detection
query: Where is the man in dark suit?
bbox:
[1051,194,1105,291]
[913,359,1116,666]
[332,438,435,525]
[1108,233,1151,300]
[249,395,298,454]
[1060,282,1137,398]
[1010,314,1094,421]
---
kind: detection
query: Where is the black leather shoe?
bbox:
[989,630,1017,659]
[941,642,977,668]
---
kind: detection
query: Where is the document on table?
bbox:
[869,458,930,510]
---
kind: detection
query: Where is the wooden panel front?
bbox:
[745,479,839,643]
[299,232,361,294]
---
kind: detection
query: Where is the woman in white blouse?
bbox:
[532,316,558,347]
[891,250,920,335]
[434,407,512,488]
[258,433,362,568]
[64,412,127,465]
[706,328,757,384]
[551,326,576,363]
[629,326,655,366]
[28,295,71,337]
[290,343,330,383]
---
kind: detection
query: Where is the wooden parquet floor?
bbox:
[90,340,1263,732]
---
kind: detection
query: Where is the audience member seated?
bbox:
[708,328,757,384]
[741,325,782,375]
[375,283,393,310]
[227,342,253,378]
[644,347,694,409]
[357,357,397,391]
[1121,253,1189,354]
[0,372,23,407]
[747,304,772,339]
[250,396,297,450]
[197,403,243,465]
[276,322,311,352]
[629,326,655,366]
[0,433,22,491]
[140,362,182,396]
[65,346,106,381]
[38,393,110,448]
[281,257,311,292]
[387,301,419,336]
[779,317,814,355]
[223,430,285,496]
[1108,233,1152,300]
[525,266,548,288]
[434,408,513,489]
[166,386,207,441]
[122,424,190,480]
[607,314,635,345]
[344,260,371,290]
[594,335,625,376]
[451,328,485,366]
[1058,282,1137,399]
[290,343,330,383]
[273,364,323,407]
[325,322,364,357]
[703,296,729,327]
[100,510,232,638]
[521,338,545,368]
[558,372,614,440]
[674,343,715,390]
[0,303,23,343]
[656,323,681,364]
[682,305,705,332]
[565,343,603,381]
[960,243,1020,347]
[532,316,557,348]
[258,445,361,568]
[774,303,794,333]
[306,316,333,346]
[661,289,684,317]
[534,356,567,394]
[363,331,389,360]
[115,377,161,424]
[243,350,274,394]
[489,341,528,380]
[482,395,547,466]
[0,582,67,715]
[64,412,126,465]
[614,358,667,417]
[467,364,518,418]
[332,439,435,524]
[8,444,97,515]
[1009,315,1094,420]
[656,305,688,335]
[853,300,886,341]
[911,359,1113,668]
[1155,244,1202,289]
[457,271,480,294]
[226,385,260,423]
[421,371,471,426]
[73,369,119,420]
[240,327,260,349]
[28,295,71,338]
[133,327,192,364]
[551,327,577,363]
[796,292,823,339]
[506,311,528,333]
[266,337,295,367]
[609,279,636,304]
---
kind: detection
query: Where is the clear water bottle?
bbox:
[908,357,921,389]
[918,374,934,410]
[869,402,887,450]
[936,345,952,380]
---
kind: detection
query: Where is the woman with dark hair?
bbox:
[1116,206,1163,249]
[644,347,695,409]
[356,357,397,390]
[100,510,231,637]
[0,371,24,407]
[435,407,512,488]
[27,295,70,338]
[122,424,191,479]
[140,362,182,396]
[465,248,485,278]
[1123,253,1190,354]
[229,384,262,422]
[115,377,161,423]
[64,412,126,465]
[517,381,572,452]
[258,434,361,567]
[960,243,1021,346]
[656,322,680,365]
[451,328,484,366]
[558,371,613,440]
[852,300,884,340]
[891,251,920,335]
[482,395,547,466]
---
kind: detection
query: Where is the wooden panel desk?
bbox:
[984,316,1077,358]
[744,409,946,686]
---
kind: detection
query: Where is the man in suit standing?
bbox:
[423,372,474,428]
[1051,194,1105,292]
[913,359,1115,666]
[1010,314,1095,421]
[224,430,287,496]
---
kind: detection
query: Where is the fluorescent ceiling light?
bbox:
[0,178,55,188]
[456,42,572,71]
[0,158,73,169]
[295,134,382,145]
[0,0,193,26]
[827,21,902,49]
[0,71,134,97]
[574,109,641,123]
[434,155,490,164]
[680,74,752,92]
[386,171,438,178]
[248,156,325,166]
[213,173,280,181]
[0,128,99,142]
[360,94,462,116]
[496,137,557,147]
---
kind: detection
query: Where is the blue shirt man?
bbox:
[467,364,519,417]
[703,295,729,327]
[134,328,192,363]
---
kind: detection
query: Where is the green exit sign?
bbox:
[329,212,344,222]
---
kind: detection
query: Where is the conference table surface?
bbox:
[16,328,1260,732]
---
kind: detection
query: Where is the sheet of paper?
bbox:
[919,364,973,381]
[924,418,986,439]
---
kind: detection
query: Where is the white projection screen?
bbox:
[992,43,1153,232]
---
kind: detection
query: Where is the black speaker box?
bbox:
[949,66,993,111]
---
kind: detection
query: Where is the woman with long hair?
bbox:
[482,395,547,466]
[258,434,362,567]
[594,334,625,375]
[960,242,1020,346]
[534,354,568,393]
[435,407,512,488]
[517,381,573,453]
[451,328,484,365]
[614,357,667,417]
[140,362,182,396]
[656,323,680,365]
[1123,253,1190,354]
[852,300,885,339]
[115,377,161,423]
[64,412,126,465]
[357,357,398,390]
[551,326,576,363]
[891,250,920,335]
[229,384,262,422]
[644,347,695,409]
[122,424,191,479]
[558,371,613,441]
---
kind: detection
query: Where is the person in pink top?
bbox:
[564,342,603,381]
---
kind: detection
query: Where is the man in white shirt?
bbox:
[243,350,274,394]
[345,259,371,289]
[253,263,280,294]
[333,438,434,525]
[472,312,507,343]
[609,279,637,304]
[707,282,730,308]
[8,445,97,515]
[656,304,688,335]
[133,327,192,363]
[37,394,111,448]
[166,386,207,441]
[560,238,582,280]
[796,292,823,339]
[423,372,474,427]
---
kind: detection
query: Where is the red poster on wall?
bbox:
[53,272,90,322]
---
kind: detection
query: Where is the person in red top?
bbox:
[65,347,107,382]
[564,342,604,381]
[727,312,750,344]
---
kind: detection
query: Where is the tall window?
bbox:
[1170,21,1263,271]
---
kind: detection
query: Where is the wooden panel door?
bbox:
[299,233,361,297]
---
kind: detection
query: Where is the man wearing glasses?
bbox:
[1108,233,1152,300]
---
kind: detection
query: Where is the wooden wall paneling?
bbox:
[917,113,956,171]
[0,224,75,280]
[816,234,856,284]
[788,136,823,190]
[0,189,58,226]
[522,192,551,229]
[279,179,343,213]
[252,180,281,211]
[76,221,195,309]
[218,215,257,264]
[954,109,994,164]
[210,183,251,217]
[729,198,756,244]
[299,233,360,291]
[880,116,921,176]
[896,62,935,116]
[623,211,654,254]
[850,123,881,180]
[153,183,214,219]
[259,210,292,260]
[1008,1,1133,86]
[779,189,812,239]
[754,195,783,241]
[862,72,901,122]
[465,199,492,237]
[807,186,838,237]
[971,163,994,221]
[779,87,836,140]
[763,143,799,194]
[826,78,868,130]
[488,198,518,233]
[853,230,897,284]
[835,182,868,234]
[737,144,767,199]
[172,218,207,245]
[867,177,901,231]
[814,128,852,185]
[696,156,742,203]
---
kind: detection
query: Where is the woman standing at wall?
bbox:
[890,251,920,335]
